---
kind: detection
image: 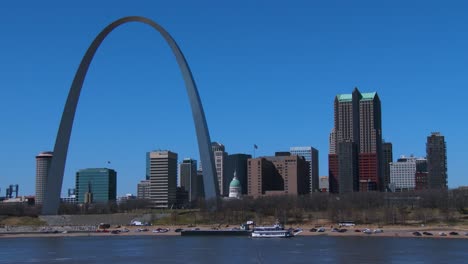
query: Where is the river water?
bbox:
[0,236,466,263]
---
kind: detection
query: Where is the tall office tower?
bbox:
[247,155,309,197]
[426,132,448,189]
[75,168,117,203]
[415,157,428,190]
[328,88,382,193]
[148,150,177,208]
[358,90,383,191]
[382,141,393,190]
[197,169,205,198]
[137,180,151,199]
[225,154,252,195]
[211,142,227,196]
[290,146,319,193]
[389,156,416,192]
[35,151,53,205]
[338,141,359,193]
[179,158,198,202]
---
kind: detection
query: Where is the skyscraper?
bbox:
[179,158,198,202]
[426,132,448,189]
[328,88,383,193]
[382,141,393,190]
[75,168,117,203]
[35,151,53,205]
[290,146,319,192]
[358,91,382,191]
[148,150,178,208]
[225,154,252,195]
[211,142,227,196]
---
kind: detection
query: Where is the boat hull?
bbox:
[181,230,252,236]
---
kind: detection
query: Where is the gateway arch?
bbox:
[42,16,219,215]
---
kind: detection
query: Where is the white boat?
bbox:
[251,223,302,238]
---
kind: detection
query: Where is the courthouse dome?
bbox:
[230,177,241,188]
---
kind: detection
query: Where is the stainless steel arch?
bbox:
[42,16,219,215]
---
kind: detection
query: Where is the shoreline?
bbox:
[1,225,467,239]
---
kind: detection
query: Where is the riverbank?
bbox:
[1,224,467,239]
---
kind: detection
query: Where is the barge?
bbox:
[180,229,251,236]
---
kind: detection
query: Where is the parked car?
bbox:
[309,228,317,232]
[373,229,383,234]
[175,228,183,232]
[422,232,433,236]
[412,232,422,236]
[449,232,459,236]
[317,227,325,232]
[363,229,372,234]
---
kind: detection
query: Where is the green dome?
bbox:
[230,177,241,188]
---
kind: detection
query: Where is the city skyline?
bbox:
[1,1,468,196]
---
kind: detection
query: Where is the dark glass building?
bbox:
[75,168,117,203]
[225,154,252,195]
[382,141,393,190]
[426,132,447,189]
[338,141,359,193]
[179,158,198,202]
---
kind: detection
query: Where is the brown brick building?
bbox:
[247,155,309,197]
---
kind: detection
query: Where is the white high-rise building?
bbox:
[290,146,319,192]
[212,142,227,196]
[390,156,417,191]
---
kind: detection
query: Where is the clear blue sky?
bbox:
[1,0,467,196]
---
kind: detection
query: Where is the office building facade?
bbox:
[247,154,309,197]
[179,158,198,202]
[389,156,416,192]
[382,141,393,190]
[137,180,151,199]
[319,176,329,192]
[148,150,177,208]
[426,132,448,189]
[212,142,228,196]
[290,146,319,192]
[75,168,117,203]
[329,88,383,193]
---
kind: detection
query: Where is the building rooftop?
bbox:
[336,92,377,102]
[336,94,352,102]
[361,92,377,101]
